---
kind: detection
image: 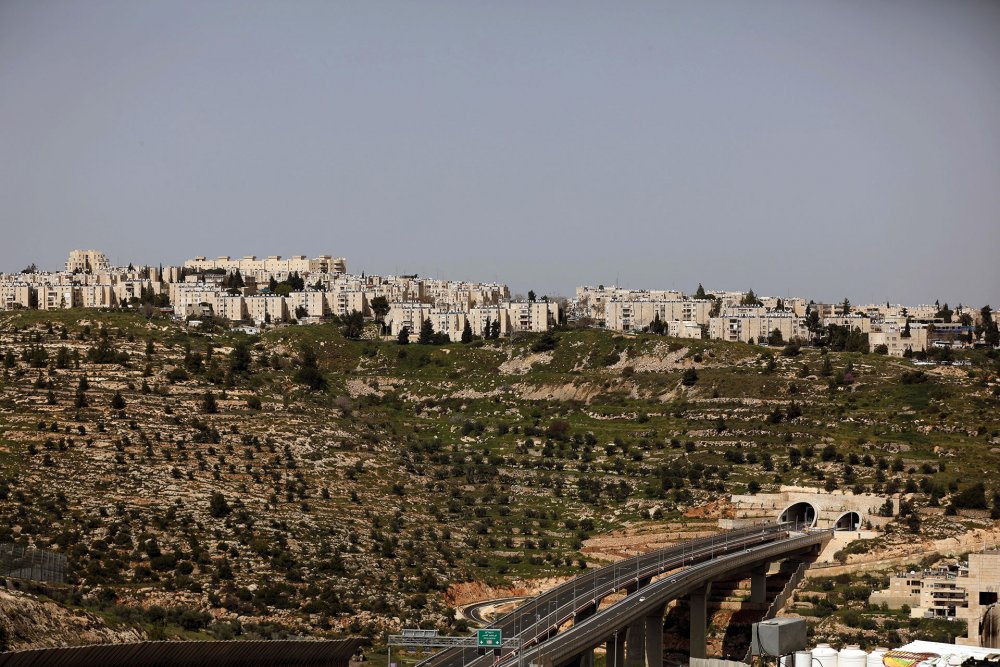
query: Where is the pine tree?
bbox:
[418,318,434,345]
[110,390,126,410]
[490,319,501,339]
[397,327,410,345]
[202,391,218,414]
[695,284,707,299]
[461,320,473,344]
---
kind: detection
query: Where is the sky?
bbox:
[1,1,998,307]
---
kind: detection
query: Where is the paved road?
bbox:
[460,597,528,625]
[501,529,830,667]
[419,523,803,667]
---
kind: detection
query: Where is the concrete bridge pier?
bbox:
[689,582,713,660]
[644,605,666,667]
[606,631,626,667]
[625,619,645,667]
[750,563,769,604]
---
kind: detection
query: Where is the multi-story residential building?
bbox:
[245,295,288,325]
[173,287,219,318]
[0,283,35,310]
[326,289,368,318]
[574,286,686,321]
[386,303,435,338]
[288,290,328,319]
[77,284,115,309]
[184,254,346,275]
[469,305,510,338]
[216,295,247,322]
[823,314,873,333]
[429,310,468,342]
[65,249,110,274]
[506,300,560,333]
[604,299,714,332]
[708,313,809,344]
[869,321,928,356]
[869,551,1000,647]
[38,285,78,310]
[668,320,704,339]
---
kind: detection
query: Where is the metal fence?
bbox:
[0,542,67,584]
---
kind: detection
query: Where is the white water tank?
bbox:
[839,644,866,667]
[795,650,813,667]
[867,647,888,667]
[813,643,839,667]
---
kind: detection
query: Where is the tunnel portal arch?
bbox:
[778,501,817,528]
[834,511,862,531]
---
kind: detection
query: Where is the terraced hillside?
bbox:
[0,310,998,650]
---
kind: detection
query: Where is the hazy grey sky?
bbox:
[2,1,998,305]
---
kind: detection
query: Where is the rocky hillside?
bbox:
[0,310,998,648]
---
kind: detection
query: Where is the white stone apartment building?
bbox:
[0,283,34,310]
[216,295,247,322]
[708,313,809,344]
[37,285,78,310]
[823,314,874,333]
[386,303,435,338]
[869,321,928,356]
[604,299,713,332]
[77,284,115,309]
[668,320,704,339]
[245,295,288,325]
[288,290,328,319]
[184,254,346,275]
[173,287,219,318]
[469,305,510,337]
[506,300,559,333]
[65,249,110,273]
[429,310,469,342]
[870,551,1000,647]
[326,289,368,318]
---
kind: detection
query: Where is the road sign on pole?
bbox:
[477,629,502,648]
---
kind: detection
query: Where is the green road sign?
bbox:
[477,629,502,648]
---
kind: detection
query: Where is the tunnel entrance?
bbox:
[834,511,862,531]
[778,502,817,527]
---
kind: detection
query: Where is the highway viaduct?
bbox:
[419,523,830,667]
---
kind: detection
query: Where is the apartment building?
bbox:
[429,310,469,342]
[287,290,328,319]
[184,254,346,275]
[386,303,435,338]
[216,295,247,322]
[506,300,559,333]
[708,313,809,344]
[326,289,368,318]
[870,552,1000,647]
[0,283,34,310]
[38,285,78,310]
[245,295,288,325]
[77,284,115,309]
[574,286,685,320]
[469,305,510,338]
[869,321,928,356]
[668,320,705,339]
[823,314,874,333]
[65,249,110,274]
[604,299,714,331]
[173,287,219,318]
